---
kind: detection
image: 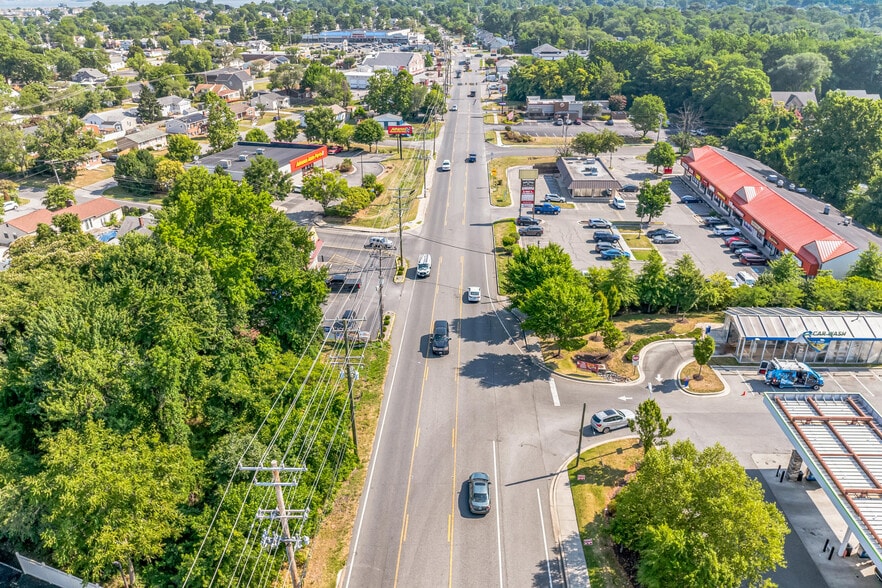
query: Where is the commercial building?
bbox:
[524,95,584,121]
[301,29,413,45]
[191,141,327,185]
[722,307,882,364]
[556,156,620,197]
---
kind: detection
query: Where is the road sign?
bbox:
[387,125,413,136]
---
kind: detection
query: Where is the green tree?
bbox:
[637,250,668,313]
[422,84,447,115]
[646,141,677,172]
[167,44,213,74]
[268,62,304,93]
[724,99,797,173]
[114,148,157,196]
[44,185,74,211]
[596,129,625,166]
[770,52,832,93]
[628,398,675,450]
[693,335,715,378]
[502,243,578,307]
[848,242,882,281]
[147,63,189,98]
[698,64,771,127]
[331,124,354,149]
[155,158,185,192]
[243,155,293,200]
[610,441,788,588]
[303,106,339,144]
[571,132,602,157]
[166,134,201,163]
[28,114,98,180]
[244,128,270,143]
[53,212,81,234]
[0,123,27,173]
[205,92,238,152]
[667,254,703,314]
[137,85,161,123]
[757,252,804,307]
[0,179,18,203]
[364,69,395,113]
[844,276,882,311]
[301,168,350,209]
[802,271,846,311]
[353,119,385,152]
[600,320,624,356]
[629,94,666,138]
[606,256,638,310]
[521,275,606,356]
[274,118,300,142]
[104,75,132,105]
[55,52,81,80]
[635,180,671,225]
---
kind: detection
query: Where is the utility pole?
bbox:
[392,188,413,269]
[239,461,309,588]
[376,253,387,339]
[327,312,366,456]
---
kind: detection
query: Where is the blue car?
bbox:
[600,248,631,260]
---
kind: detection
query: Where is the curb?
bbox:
[675,358,730,397]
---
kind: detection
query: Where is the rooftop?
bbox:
[193,141,323,180]
[725,307,882,340]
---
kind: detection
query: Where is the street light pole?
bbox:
[656,113,664,143]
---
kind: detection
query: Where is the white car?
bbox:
[544,193,565,202]
[466,286,481,302]
[441,160,451,171]
[713,225,741,237]
[612,195,626,209]
[591,409,636,433]
[735,271,757,287]
[3,201,18,212]
[450,104,458,111]
[726,275,738,288]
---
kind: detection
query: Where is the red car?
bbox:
[739,252,767,266]
[326,145,344,154]
[725,236,748,246]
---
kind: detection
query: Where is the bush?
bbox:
[504,125,512,132]
[338,158,354,172]
[502,234,518,248]
[624,328,702,361]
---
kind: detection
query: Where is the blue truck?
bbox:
[533,203,561,215]
[760,358,824,390]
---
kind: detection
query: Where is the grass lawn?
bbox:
[67,166,116,189]
[489,155,557,207]
[679,360,725,393]
[346,150,424,229]
[102,185,165,205]
[302,342,392,588]
[569,439,642,587]
[401,122,443,141]
[493,220,518,295]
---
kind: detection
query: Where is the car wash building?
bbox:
[723,307,882,364]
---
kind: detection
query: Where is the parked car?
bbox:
[3,201,18,212]
[679,195,701,204]
[726,275,739,288]
[652,233,681,244]
[591,408,636,433]
[601,248,631,260]
[553,118,564,126]
[587,218,612,229]
[326,145,344,154]
[766,174,779,183]
[573,118,583,125]
[621,184,640,193]
[466,153,477,163]
[601,188,613,198]
[725,236,748,246]
[593,230,620,243]
[518,225,543,236]
[740,252,767,266]
[467,472,491,514]
[702,216,727,226]
[466,286,481,303]
[795,187,808,194]
[645,227,675,238]
[733,246,758,256]
[516,216,540,226]
[594,242,618,254]
[714,225,742,237]
[605,119,615,126]
[735,271,757,286]
[612,195,626,209]
[533,203,561,215]
[544,193,565,202]
[727,239,752,250]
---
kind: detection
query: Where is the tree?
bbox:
[596,129,625,166]
[521,275,606,356]
[353,119,385,152]
[204,92,238,152]
[301,168,350,209]
[757,252,804,307]
[155,158,185,192]
[53,212,81,234]
[637,250,668,313]
[114,149,157,196]
[44,185,74,211]
[571,132,602,157]
[28,114,98,180]
[600,321,624,356]
[137,86,161,124]
[274,118,300,142]
[304,106,339,144]
[269,63,304,94]
[0,124,27,173]
[848,242,882,281]
[361,173,385,199]
[667,254,703,315]
[364,69,395,113]
[693,335,716,378]
[608,94,627,111]
[331,124,354,149]
[610,441,788,588]
[502,243,578,307]
[166,134,201,163]
[698,64,771,128]
[723,99,797,173]
[146,63,189,98]
[244,128,269,143]
[628,398,675,450]
[243,155,293,200]
[629,95,666,138]
[0,179,17,205]
[770,52,832,93]
[635,180,671,225]
[606,256,639,310]
[167,44,213,74]
[104,76,132,104]
[646,141,677,172]
[422,84,447,115]
[55,52,81,80]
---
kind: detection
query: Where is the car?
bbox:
[605,119,615,126]
[601,248,631,260]
[518,225,543,236]
[787,183,796,191]
[796,187,808,194]
[564,118,573,125]
[776,179,785,187]
[587,218,612,229]
[766,174,779,183]
[3,201,18,212]
[553,118,564,126]
[533,203,561,215]
[594,242,618,253]
[621,184,639,193]
[326,145,344,155]
[544,193,565,202]
[725,236,748,246]
[332,309,357,332]
[727,239,751,250]
[593,230,620,243]
[441,160,451,171]
[364,236,394,249]
[713,226,742,237]
[573,118,582,125]
[516,216,540,226]
[611,195,626,209]
[601,188,613,198]
[466,153,477,163]
[733,246,758,256]
[451,104,458,111]
[432,319,450,355]
[467,472,491,514]
[679,194,701,204]
[645,227,675,238]
[652,233,681,244]
[466,286,481,303]
[591,408,636,433]
[725,275,739,288]
[326,273,362,292]
[702,216,727,226]
[740,252,767,266]
[735,271,757,286]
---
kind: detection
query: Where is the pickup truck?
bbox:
[533,203,561,215]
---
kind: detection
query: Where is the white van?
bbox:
[612,195,626,209]
[416,253,432,278]
[735,271,757,287]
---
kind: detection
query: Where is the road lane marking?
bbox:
[549,377,560,407]
[852,374,874,397]
[494,440,503,588]
[403,514,408,542]
[537,488,553,587]
[448,256,465,586]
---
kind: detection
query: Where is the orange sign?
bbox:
[290,146,327,172]
[387,125,413,136]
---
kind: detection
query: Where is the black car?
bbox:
[740,252,768,266]
[601,188,613,198]
[518,225,543,236]
[593,230,620,243]
[516,216,540,226]
[326,273,362,292]
[621,184,640,193]
[431,320,450,355]
[645,227,675,238]
[679,195,701,204]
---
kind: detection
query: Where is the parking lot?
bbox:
[716,365,882,398]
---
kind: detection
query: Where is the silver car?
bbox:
[468,472,491,514]
[591,408,636,433]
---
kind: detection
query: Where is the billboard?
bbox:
[387,125,413,136]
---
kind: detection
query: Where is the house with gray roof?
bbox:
[116,128,168,152]
[251,91,289,111]
[531,43,567,61]
[363,52,425,75]
[204,67,254,95]
[72,68,108,85]
[770,91,817,112]
[157,95,192,118]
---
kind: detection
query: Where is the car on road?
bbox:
[645,227,675,238]
[739,252,767,266]
[450,104,458,111]
[612,195,626,209]
[533,203,561,215]
[587,218,612,229]
[766,174,779,183]
[516,216,540,226]
[440,160,451,171]
[518,225,544,236]
[735,271,757,286]
[591,408,636,433]
[795,187,809,194]
[605,119,615,126]
[467,472,491,515]
[593,230,620,243]
[679,195,701,204]
[332,309,358,332]
[621,184,640,193]
[466,153,476,163]
[600,248,631,260]
[543,193,565,202]
[594,242,619,254]
[3,201,18,212]
[713,225,742,237]
[432,319,450,355]
[466,286,481,303]
[652,233,681,244]
[326,273,362,292]
[364,236,394,249]
[702,216,728,226]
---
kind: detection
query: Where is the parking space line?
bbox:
[828,371,848,393]
[851,374,875,397]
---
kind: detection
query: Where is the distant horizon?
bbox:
[0,0,255,8]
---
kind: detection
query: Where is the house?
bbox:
[157,95,192,118]
[72,68,108,85]
[0,198,124,246]
[116,128,168,152]
[82,109,137,134]
[78,151,101,169]
[837,89,882,101]
[269,56,289,67]
[328,104,347,123]
[203,68,254,95]
[245,39,271,53]
[0,209,55,246]
[250,91,289,111]
[126,82,148,102]
[229,102,256,121]
[165,112,208,137]
[770,91,817,112]
[107,54,126,73]
[495,59,516,80]
[179,38,201,46]
[531,43,568,61]
[194,84,241,102]
[362,52,425,75]
[116,212,156,239]
[372,113,405,129]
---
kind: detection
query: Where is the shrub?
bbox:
[624,328,702,361]
[502,234,518,248]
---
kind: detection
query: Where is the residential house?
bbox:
[245,39,271,52]
[82,109,138,134]
[106,54,126,73]
[116,212,157,239]
[179,38,202,46]
[269,56,289,68]
[0,197,124,246]
[838,89,882,100]
[157,95,192,118]
[531,43,568,61]
[362,52,425,75]
[250,91,289,111]
[770,91,817,113]
[126,81,147,102]
[372,113,405,129]
[329,104,347,123]
[495,58,516,80]
[72,68,108,85]
[78,151,101,169]
[194,83,241,102]
[204,68,254,95]
[116,128,168,152]
[0,209,55,246]
[229,102,256,121]
[165,112,208,136]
